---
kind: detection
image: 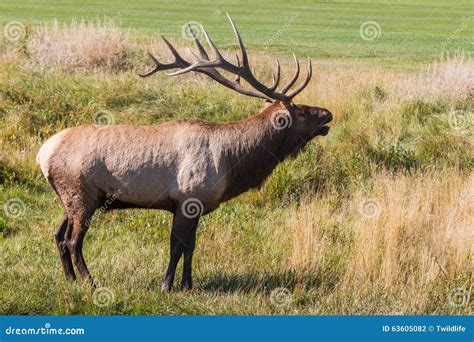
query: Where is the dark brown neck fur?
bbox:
[216,102,308,201]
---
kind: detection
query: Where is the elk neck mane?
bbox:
[209,102,308,200]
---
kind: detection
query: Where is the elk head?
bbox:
[140,13,332,141]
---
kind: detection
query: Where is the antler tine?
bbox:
[166,23,235,77]
[161,37,189,66]
[139,52,162,77]
[287,58,312,99]
[226,12,249,67]
[201,25,225,61]
[164,16,293,101]
[166,53,270,99]
[166,25,227,76]
[166,58,214,76]
[187,48,199,60]
[138,30,270,100]
[139,51,183,78]
[187,22,209,60]
[141,16,312,102]
[139,36,194,77]
[222,14,291,101]
[235,54,241,84]
[280,53,300,93]
[269,60,281,91]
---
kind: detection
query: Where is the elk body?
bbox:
[36,15,332,291]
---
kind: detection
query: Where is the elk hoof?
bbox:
[181,282,193,291]
[161,282,172,292]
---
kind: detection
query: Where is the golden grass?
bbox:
[282,172,473,310]
[300,54,474,115]
[22,19,133,71]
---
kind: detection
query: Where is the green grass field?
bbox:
[0,0,473,66]
[0,0,473,315]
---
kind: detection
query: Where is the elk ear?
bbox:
[263,100,273,109]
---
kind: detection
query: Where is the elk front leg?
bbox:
[181,225,198,290]
[162,212,199,292]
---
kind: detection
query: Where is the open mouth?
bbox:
[316,113,333,136]
[316,125,330,136]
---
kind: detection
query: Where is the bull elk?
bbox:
[36,14,332,291]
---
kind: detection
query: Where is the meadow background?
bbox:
[0,0,472,314]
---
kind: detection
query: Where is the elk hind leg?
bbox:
[54,214,76,280]
[67,207,97,286]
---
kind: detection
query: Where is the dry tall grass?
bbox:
[283,172,473,312]
[289,172,472,276]
[15,19,135,71]
[394,54,474,103]
[299,54,474,115]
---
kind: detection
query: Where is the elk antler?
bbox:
[140,14,312,102]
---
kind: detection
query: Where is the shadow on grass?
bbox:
[196,270,331,294]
